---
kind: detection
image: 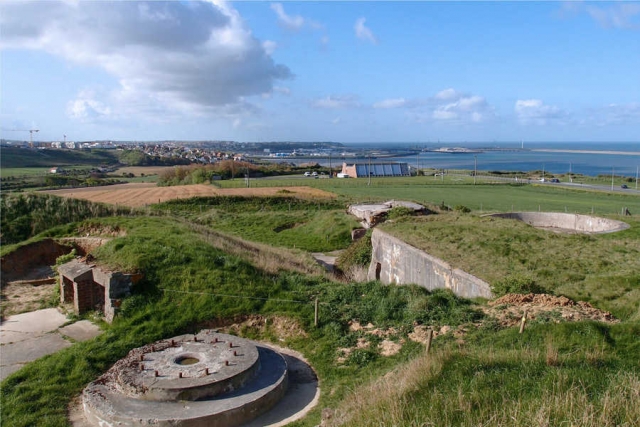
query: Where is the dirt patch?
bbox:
[379,339,403,357]
[41,183,337,207]
[196,314,309,342]
[1,277,57,317]
[484,293,618,326]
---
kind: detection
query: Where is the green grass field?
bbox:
[1,186,639,426]
[215,176,640,215]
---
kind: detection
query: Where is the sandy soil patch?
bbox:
[41,183,336,207]
[484,293,618,326]
[1,266,57,317]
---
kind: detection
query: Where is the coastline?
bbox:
[531,149,640,156]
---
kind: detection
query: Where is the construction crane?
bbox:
[5,129,39,148]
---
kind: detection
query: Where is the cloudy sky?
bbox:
[1,1,639,143]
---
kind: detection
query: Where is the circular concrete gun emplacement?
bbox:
[484,212,630,234]
[83,331,293,427]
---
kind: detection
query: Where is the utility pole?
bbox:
[611,167,614,191]
[569,162,572,183]
[474,155,477,185]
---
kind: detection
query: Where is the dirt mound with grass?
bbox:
[196,314,309,342]
[484,293,618,326]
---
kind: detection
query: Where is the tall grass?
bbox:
[327,322,640,427]
[1,193,137,245]
[151,196,359,252]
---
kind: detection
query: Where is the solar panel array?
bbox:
[354,163,410,177]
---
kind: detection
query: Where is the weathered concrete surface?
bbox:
[311,253,338,273]
[348,200,426,228]
[70,343,319,427]
[367,229,492,299]
[82,332,290,427]
[59,321,103,342]
[485,212,629,234]
[0,308,103,381]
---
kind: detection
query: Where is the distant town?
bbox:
[0,139,422,165]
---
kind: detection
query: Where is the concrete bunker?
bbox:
[58,259,140,322]
[484,212,630,234]
[81,331,314,427]
[348,200,427,228]
[367,229,493,299]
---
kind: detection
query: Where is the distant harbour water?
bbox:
[282,142,640,177]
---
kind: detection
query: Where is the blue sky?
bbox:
[1,1,639,143]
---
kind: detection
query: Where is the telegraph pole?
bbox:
[474,155,477,185]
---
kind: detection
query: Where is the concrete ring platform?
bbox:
[82,331,291,427]
[484,212,630,234]
[115,331,260,401]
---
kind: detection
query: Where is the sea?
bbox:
[334,142,640,177]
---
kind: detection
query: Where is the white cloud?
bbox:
[587,102,640,126]
[434,88,461,101]
[586,4,640,29]
[402,89,495,124]
[66,90,112,121]
[354,17,378,44]
[270,3,305,31]
[332,117,341,124]
[263,40,277,55]
[1,1,292,122]
[274,86,291,96]
[312,95,360,109]
[515,99,567,125]
[373,98,407,109]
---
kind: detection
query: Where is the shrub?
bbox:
[336,230,372,272]
[387,207,416,220]
[454,205,471,213]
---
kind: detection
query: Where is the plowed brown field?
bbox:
[41,183,336,207]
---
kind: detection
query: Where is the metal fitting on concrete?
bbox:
[140,364,145,371]
[179,372,183,378]
[154,370,159,377]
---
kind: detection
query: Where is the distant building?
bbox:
[341,162,410,178]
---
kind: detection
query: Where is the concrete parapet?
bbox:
[485,212,629,234]
[367,229,492,299]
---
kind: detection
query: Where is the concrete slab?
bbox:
[0,308,68,335]
[0,308,103,382]
[59,321,102,342]
[1,333,72,381]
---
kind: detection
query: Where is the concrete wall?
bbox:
[367,229,492,299]
[485,212,629,234]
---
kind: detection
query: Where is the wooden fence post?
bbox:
[425,328,433,354]
[314,297,319,328]
[519,310,528,334]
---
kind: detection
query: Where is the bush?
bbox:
[454,205,471,213]
[336,231,372,272]
[491,273,545,296]
[387,207,416,220]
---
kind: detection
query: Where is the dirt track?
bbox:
[41,183,336,207]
